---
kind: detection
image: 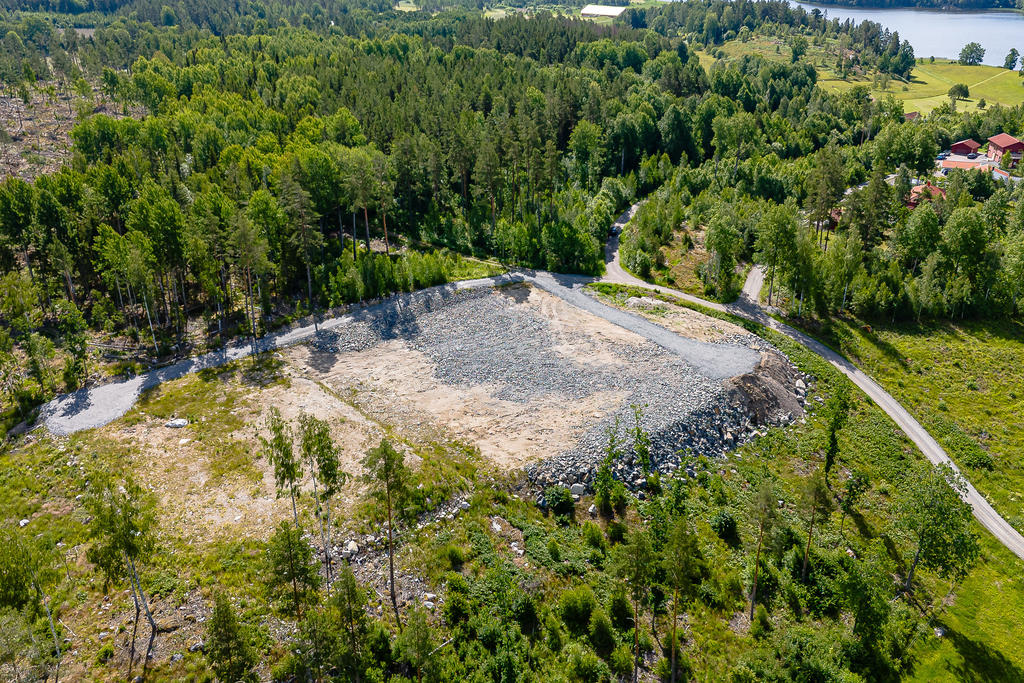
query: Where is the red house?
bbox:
[908,182,946,209]
[987,133,1024,167]
[950,139,980,155]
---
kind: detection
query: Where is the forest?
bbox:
[0,0,1022,680]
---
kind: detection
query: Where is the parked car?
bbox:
[967,152,979,159]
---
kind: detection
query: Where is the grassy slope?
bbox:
[588,282,1024,680]
[807,316,1024,533]
[698,32,1024,115]
[820,60,1024,114]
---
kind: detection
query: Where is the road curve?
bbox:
[33,203,1024,560]
[37,265,759,435]
[604,204,1024,561]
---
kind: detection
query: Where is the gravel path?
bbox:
[37,268,759,436]
[604,202,1024,561]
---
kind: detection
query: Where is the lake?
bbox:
[792,2,1024,66]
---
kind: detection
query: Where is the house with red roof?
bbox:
[950,139,980,155]
[987,133,1024,168]
[907,182,945,209]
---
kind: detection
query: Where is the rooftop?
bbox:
[988,133,1022,148]
[580,4,627,16]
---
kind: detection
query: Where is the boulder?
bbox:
[345,540,359,555]
[165,418,188,429]
[570,483,586,496]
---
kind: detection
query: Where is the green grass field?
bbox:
[805,316,1024,534]
[700,29,1024,115]
[820,59,1024,114]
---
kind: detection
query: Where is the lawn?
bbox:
[819,59,1024,114]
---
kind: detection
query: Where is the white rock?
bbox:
[588,504,597,516]
[424,593,437,601]
[178,438,191,445]
[165,418,188,428]
[19,519,29,527]
[346,540,359,554]
[424,601,435,610]
[795,379,806,390]
[459,501,471,511]
[570,483,586,496]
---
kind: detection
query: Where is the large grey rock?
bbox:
[165,418,188,428]
[570,483,586,496]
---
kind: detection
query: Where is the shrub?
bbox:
[607,521,627,545]
[589,608,616,657]
[566,642,610,683]
[611,482,629,516]
[545,486,575,518]
[96,643,114,664]
[751,604,772,640]
[548,538,561,563]
[443,544,466,571]
[443,574,472,625]
[610,643,634,678]
[583,521,606,551]
[710,510,739,545]
[560,584,598,635]
[609,586,634,632]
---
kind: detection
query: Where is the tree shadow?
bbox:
[934,622,1024,683]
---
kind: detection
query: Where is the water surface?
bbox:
[793,2,1024,66]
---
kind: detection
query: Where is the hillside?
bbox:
[2,0,1024,680]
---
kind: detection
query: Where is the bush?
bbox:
[566,642,610,683]
[545,485,575,518]
[611,481,629,516]
[589,608,616,657]
[560,584,598,635]
[443,574,472,625]
[443,544,466,570]
[548,538,561,562]
[607,521,627,545]
[710,510,739,545]
[610,643,634,678]
[751,604,772,640]
[583,521,606,551]
[96,643,114,664]
[609,586,634,632]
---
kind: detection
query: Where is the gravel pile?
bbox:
[310,284,808,496]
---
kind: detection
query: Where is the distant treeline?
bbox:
[795,0,1017,9]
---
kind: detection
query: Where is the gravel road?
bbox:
[604,201,1024,561]
[38,267,759,436]
[38,274,520,435]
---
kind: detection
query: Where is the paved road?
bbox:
[603,204,1024,561]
